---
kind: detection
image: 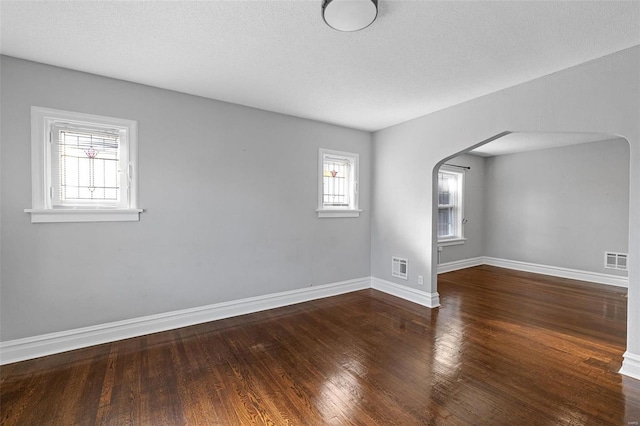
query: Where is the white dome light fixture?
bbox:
[322,0,378,32]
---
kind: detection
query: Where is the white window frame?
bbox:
[25,106,142,223]
[317,148,361,218]
[437,166,465,246]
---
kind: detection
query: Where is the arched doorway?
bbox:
[432,131,632,373]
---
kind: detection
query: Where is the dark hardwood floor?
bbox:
[2,265,639,425]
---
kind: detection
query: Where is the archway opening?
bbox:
[432,130,631,344]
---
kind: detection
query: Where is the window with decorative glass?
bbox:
[51,125,123,207]
[317,149,360,218]
[438,167,464,242]
[26,107,141,223]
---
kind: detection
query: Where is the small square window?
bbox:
[317,149,361,218]
[26,107,141,223]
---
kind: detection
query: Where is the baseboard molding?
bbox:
[439,256,627,288]
[620,351,640,381]
[483,257,628,288]
[437,257,484,274]
[1,261,625,365]
[371,277,440,308]
[0,277,370,365]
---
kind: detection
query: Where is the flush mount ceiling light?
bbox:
[322,0,378,32]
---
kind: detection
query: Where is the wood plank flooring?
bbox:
[2,265,639,425]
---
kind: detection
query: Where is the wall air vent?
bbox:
[605,252,628,271]
[392,257,408,280]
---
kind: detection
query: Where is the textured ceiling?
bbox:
[470,132,617,157]
[1,1,639,132]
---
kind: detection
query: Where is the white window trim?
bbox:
[437,165,465,244]
[317,148,361,218]
[438,238,467,247]
[25,106,142,223]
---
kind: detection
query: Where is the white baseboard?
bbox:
[437,257,484,274]
[0,260,625,365]
[371,277,440,308]
[439,256,628,288]
[0,277,370,365]
[1,275,443,365]
[483,257,628,288]
[620,351,640,381]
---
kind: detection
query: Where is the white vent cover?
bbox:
[392,257,408,280]
[605,252,628,271]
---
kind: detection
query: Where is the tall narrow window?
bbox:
[438,167,464,243]
[317,149,360,218]
[323,156,350,207]
[27,107,141,223]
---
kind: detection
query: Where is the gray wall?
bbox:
[440,139,630,277]
[483,139,629,276]
[438,154,485,264]
[0,56,371,341]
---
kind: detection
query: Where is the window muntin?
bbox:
[318,149,360,218]
[438,168,464,240]
[27,107,140,223]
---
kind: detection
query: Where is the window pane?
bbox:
[57,129,120,204]
[438,172,455,206]
[438,207,453,237]
[323,158,350,207]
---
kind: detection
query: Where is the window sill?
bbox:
[317,209,362,218]
[25,208,143,223]
[438,238,466,247]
